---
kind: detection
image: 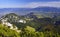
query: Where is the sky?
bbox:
[0,0,60,8]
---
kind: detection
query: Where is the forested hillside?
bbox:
[0,13,60,37]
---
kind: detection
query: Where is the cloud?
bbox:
[21,2,60,8]
[0,1,60,8]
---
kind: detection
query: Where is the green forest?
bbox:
[0,24,60,37]
[0,13,60,37]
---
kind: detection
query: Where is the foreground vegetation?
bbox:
[0,24,60,37]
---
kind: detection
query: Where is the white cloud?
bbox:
[0,1,60,8]
[20,2,60,8]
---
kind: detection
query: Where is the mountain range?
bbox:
[0,7,60,17]
[0,7,60,37]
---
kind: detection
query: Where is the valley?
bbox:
[0,7,60,37]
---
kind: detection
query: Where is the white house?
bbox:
[1,18,21,33]
[18,19,26,23]
[6,22,13,29]
[1,19,13,29]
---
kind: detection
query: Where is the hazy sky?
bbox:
[0,0,60,8]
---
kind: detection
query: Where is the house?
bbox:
[0,18,22,33]
[1,19,13,29]
[18,19,26,23]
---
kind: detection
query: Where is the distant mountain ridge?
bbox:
[0,7,60,18]
[0,7,60,13]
